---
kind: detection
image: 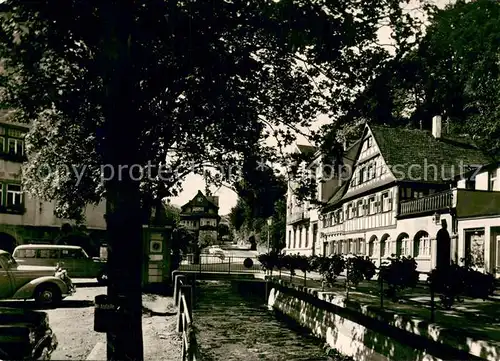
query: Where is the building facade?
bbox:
[0,113,106,252]
[285,116,500,277]
[285,144,318,256]
[179,190,220,245]
[286,141,361,257]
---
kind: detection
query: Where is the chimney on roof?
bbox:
[432,115,442,139]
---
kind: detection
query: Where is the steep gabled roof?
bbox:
[325,183,348,208]
[370,125,495,183]
[322,140,362,211]
[180,190,218,211]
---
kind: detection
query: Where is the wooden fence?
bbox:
[174,274,199,361]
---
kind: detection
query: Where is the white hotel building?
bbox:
[285,117,500,276]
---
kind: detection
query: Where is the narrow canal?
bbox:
[193,280,329,361]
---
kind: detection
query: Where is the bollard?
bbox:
[94,294,115,333]
[228,257,231,275]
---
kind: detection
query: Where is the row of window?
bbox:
[181,220,198,227]
[0,126,26,157]
[186,207,216,214]
[0,183,23,208]
[326,235,431,258]
[15,248,85,259]
[200,219,217,226]
[350,160,387,187]
[287,225,318,249]
[323,192,392,228]
[181,219,217,227]
[461,169,498,191]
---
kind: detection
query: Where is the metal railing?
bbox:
[399,190,453,217]
[178,253,262,274]
[174,274,199,361]
[267,267,440,320]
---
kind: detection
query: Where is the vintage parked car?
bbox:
[13,244,108,285]
[0,307,58,360]
[0,250,75,306]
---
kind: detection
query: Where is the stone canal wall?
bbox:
[267,279,489,361]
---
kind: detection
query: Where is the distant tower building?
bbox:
[179,190,220,247]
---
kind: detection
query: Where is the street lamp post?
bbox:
[267,218,272,253]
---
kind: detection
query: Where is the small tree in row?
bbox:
[258,253,377,291]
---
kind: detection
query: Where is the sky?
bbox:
[168,0,452,215]
[169,113,331,215]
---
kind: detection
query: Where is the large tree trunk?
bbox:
[106,180,144,361]
[99,3,144,360]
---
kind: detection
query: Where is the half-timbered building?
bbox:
[285,116,500,276]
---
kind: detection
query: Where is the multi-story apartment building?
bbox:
[285,144,317,256]
[0,111,106,253]
[285,116,500,276]
[179,190,220,244]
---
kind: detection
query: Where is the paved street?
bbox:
[48,280,106,360]
[223,249,258,258]
[0,279,182,360]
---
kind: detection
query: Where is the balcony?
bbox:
[398,190,453,218]
[287,209,310,224]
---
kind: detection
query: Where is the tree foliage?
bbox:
[428,261,496,309]
[270,198,287,251]
[217,223,230,241]
[229,198,251,232]
[229,169,286,249]
[330,0,500,151]
[55,223,100,257]
[0,1,428,358]
[0,0,426,220]
[163,202,180,226]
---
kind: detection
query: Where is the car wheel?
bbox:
[97,271,108,285]
[35,284,62,307]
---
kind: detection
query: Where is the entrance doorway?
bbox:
[464,228,485,269]
[490,227,500,276]
[0,233,17,253]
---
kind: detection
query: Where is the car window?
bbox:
[38,249,59,259]
[61,249,83,259]
[14,249,36,258]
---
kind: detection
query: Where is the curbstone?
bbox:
[86,342,106,361]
